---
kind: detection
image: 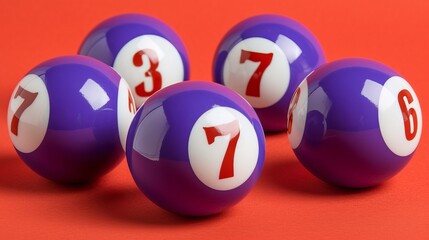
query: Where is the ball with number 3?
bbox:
[213,14,325,132]
[126,81,265,216]
[287,58,422,188]
[79,13,190,108]
[7,56,136,183]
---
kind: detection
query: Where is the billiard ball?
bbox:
[126,81,265,216]
[79,13,190,108]
[7,56,136,183]
[213,14,326,132]
[287,58,422,188]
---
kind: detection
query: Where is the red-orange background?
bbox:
[0,0,428,239]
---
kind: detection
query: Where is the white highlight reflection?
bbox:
[361,79,383,107]
[308,86,332,115]
[79,78,110,110]
[275,34,302,64]
[133,106,168,161]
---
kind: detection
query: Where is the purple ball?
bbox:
[213,14,326,132]
[126,81,265,216]
[7,56,136,183]
[79,13,190,108]
[287,58,422,188]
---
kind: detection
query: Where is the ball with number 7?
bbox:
[213,14,325,132]
[7,56,136,183]
[126,81,265,216]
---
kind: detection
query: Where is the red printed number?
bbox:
[127,89,136,114]
[240,50,273,97]
[287,87,301,134]
[203,120,241,179]
[133,49,162,97]
[398,89,418,141]
[11,86,38,136]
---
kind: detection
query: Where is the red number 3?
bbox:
[203,120,241,179]
[398,89,418,141]
[133,49,162,97]
[11,86,38,136]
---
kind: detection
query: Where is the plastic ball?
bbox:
[126,81,265,216]
[213,14,325,132]
[7,56,136,183]
[287,58,422,188]
[79,13,190,108]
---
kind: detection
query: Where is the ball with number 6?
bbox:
[7,56,136,183]
[213,14,325,132]
[287,58,422,188]
[79,13,190,108]
[126,81,265,216]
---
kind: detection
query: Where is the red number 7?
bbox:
[203,119,240,179]
[287,87,301,134]
[11,86,38,136]
[240,49,273,97]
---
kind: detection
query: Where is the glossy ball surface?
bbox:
[7,56,136,183]
[126,81,265,216]
[79,13,190,108]
[287,58,422,188]
[213,14,325,132]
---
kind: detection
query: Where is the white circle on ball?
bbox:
[287,78,308,149]
[113,35,185,108]
[117,78,136,151]
[7,74,50,153]
[378,76,422,157]
[223,37,290,108]
[188,106,259,191]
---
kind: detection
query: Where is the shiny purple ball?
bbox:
[79,13,190,108]
[213,14,325,132]
[7,56,136,183]
[126,81,265,216]
[287,58,422,188]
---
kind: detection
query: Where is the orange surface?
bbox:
[1,0,428,239]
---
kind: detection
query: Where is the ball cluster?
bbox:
[8,13,422,217]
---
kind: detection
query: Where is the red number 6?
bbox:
[398,89,418,141]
